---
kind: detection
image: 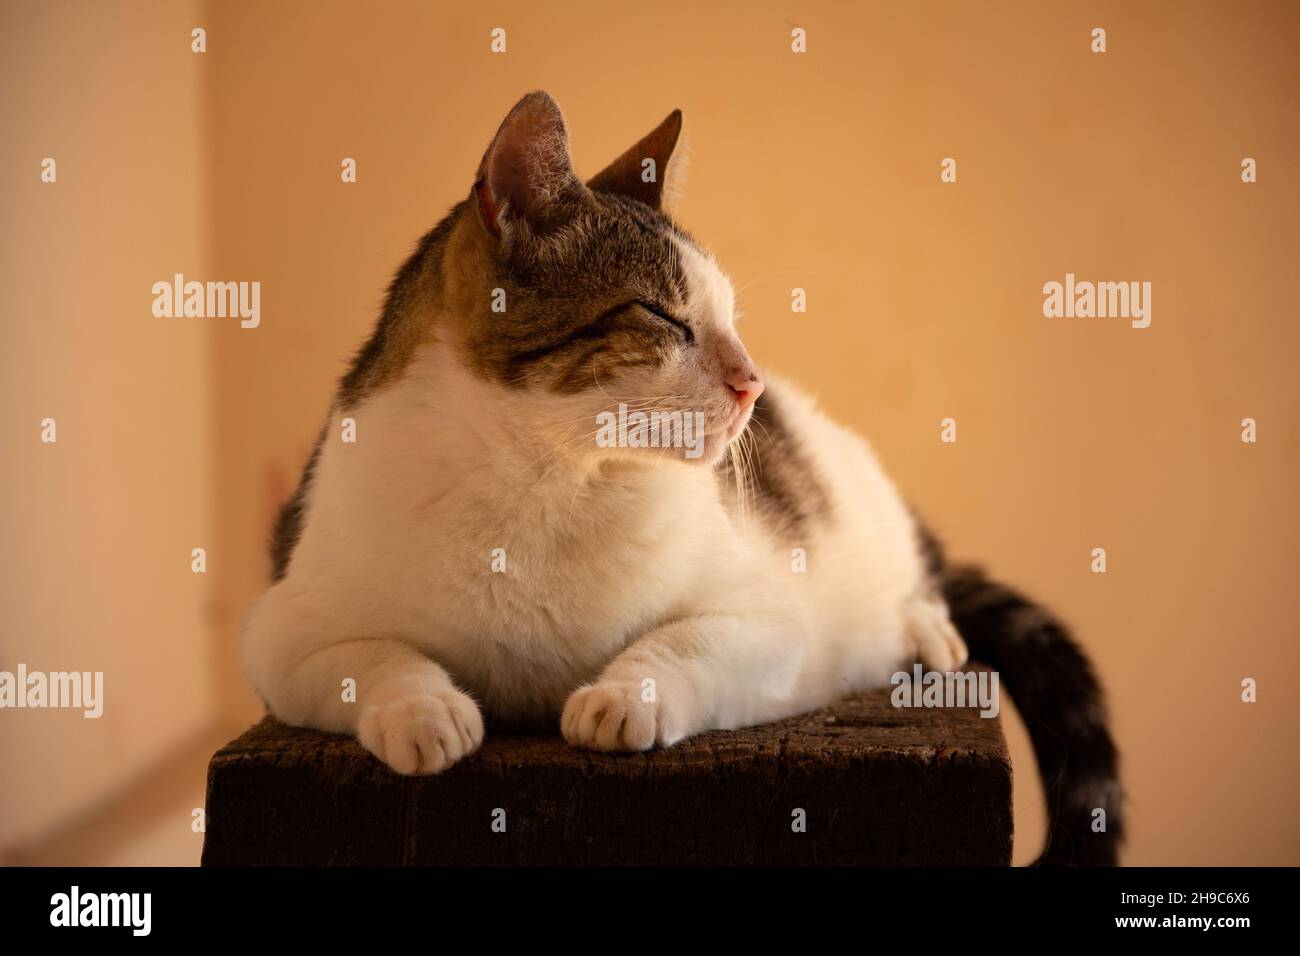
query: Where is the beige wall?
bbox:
[3,0,1297,864]
[0,0,214,846]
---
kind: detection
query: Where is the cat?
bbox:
[242,91,1123,865]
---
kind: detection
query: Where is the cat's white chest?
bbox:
[368,456,720,720]
[291,349,737,721]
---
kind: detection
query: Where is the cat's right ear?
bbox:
[587,109,684,211]
[474,91,586,240]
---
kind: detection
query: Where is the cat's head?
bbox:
[441,91,762,467]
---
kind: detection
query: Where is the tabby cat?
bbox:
[242,92,1122,865]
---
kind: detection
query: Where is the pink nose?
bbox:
[724,368,764,412]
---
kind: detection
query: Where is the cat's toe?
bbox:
[904,599,968,671]
[561,682,657,752]
[943,620,969,668]
[358,690,485,775]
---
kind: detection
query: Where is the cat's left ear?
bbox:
[475,91,588,240]
[587,109,684,211]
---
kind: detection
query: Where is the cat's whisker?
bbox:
[502,419,604,490]
[732,268,823,299]
[731,428,757,530]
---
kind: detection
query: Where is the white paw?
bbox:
[562,681,666,752]
[358,689,484,775]
[903,599,969,672]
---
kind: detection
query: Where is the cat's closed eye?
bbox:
[636,300,694,345]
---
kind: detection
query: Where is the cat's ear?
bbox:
[474,91,587,239]
[587,109,684,211]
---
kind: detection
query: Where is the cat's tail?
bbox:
[939,561,1124,866]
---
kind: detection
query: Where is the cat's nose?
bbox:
[724,367,764,412]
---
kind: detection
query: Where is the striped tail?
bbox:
[939,561,1124,865]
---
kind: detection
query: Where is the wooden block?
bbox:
[202,677,1011,866]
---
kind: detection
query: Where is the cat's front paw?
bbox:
[358,689,484,775]
[562,681,667,752]
[903,598,969,672]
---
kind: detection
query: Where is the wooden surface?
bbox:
[203,678,1012,866]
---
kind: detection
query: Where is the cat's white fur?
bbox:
[242,236,966,774]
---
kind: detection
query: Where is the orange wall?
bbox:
[0,0,215,845]
[4,0,1296,864]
